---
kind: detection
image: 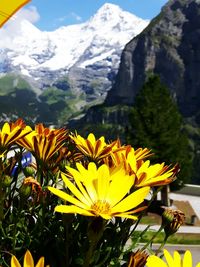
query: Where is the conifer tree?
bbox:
[127,75,192,190]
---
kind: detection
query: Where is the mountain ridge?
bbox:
[105,0,200,122]
[0,3,149,82]
[0,3,149,124]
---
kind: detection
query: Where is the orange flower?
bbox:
[125,149,178,187]
[0,119,31,157]
[70,133,114,161]
[18,124,68,163]
[105,141,152,170]
[104,144,177,188]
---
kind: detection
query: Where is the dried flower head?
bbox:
[128,249,148,267]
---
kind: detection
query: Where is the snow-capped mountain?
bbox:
[0,3,149,124]
[0,3,148,81]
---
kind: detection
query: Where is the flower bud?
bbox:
[19,183,32,198]
[2,175,12,187]
[162,208,174,225]
[23,166,35,177]
[162,208,185,237]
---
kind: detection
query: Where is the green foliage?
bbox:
[70,104,132,142]
[127,75,192,189]
[185,124,200,185]
[0,74,86,125]
[0,74,32,95]
[40,87,67,105]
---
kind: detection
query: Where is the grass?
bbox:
[136,214,200,245]
[132,231,200,245]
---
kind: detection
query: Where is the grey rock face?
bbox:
[106,0,200,118]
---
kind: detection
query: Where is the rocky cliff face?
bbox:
[105,0,200,119]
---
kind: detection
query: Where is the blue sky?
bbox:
[24,0,168,31]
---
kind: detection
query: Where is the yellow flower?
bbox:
[48,162,150,220]
[126,149,177,187]
[146,249,200,267]
[18,124,68,163]
[134,147,153,161]
[103,139,152,168]
[105,145,176,187]
[0,119,31,157]
[70,133,114,161]
[11,250,48,267]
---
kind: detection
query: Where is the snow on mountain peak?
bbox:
[91,3,122,22]
[0,3,149,78]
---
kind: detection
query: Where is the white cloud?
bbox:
[0,6,40,49]
[3,5,40,27]
[70,12,82,22]
[57,15,68,22]
[55,12,82,26]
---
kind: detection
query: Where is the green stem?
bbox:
[155,235,168,255]
[62,214,73,267]
[83,218,105,267]
[128,186,163,239]
[141,225,164,251]
[83,239,97,267]
[0,159,4,222]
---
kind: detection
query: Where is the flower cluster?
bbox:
[0,119,198,267]
[49,132,178,221]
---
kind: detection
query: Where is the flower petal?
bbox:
[173,251,181,266]
[55,205,94,216]
[164,249,175,266]
[107,173,133,207]
[111,187,150,213]
[24,250,34,267]
[146,255,168,267]
[35,257,44,267]
[114,213,138,220]
[96,164,110,200]
[48,187,88,209]
[11,256,21,267]
[183,250,192,267]
[61,173,91,206]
